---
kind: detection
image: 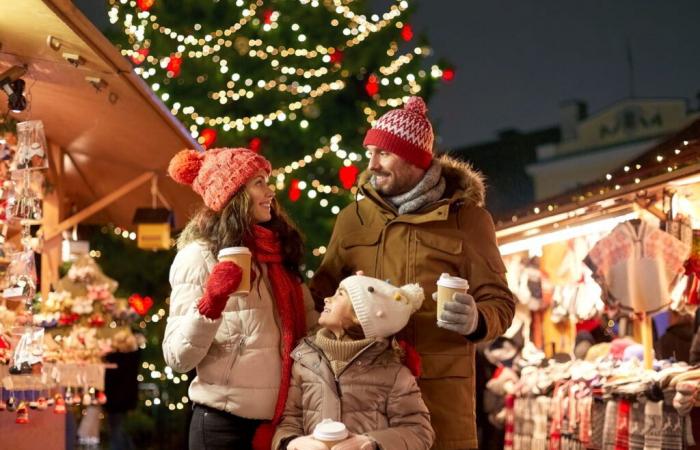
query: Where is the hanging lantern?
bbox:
[365,74,379,97]
[199,128,217,149]
[338,164,359,189]
[166,55,182,78]
[248,137,262,153]
[136,0,155,12]
[288,179,301,202]
[400,23,414,41]
[132,207,173,250]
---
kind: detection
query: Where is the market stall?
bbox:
[0,0,198,447]
[489,119,700,449]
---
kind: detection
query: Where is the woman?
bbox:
[163,147,317,450]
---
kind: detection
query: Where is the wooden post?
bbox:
[640,312,654,370]
[41,142,64,299]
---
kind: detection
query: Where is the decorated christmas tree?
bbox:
[105,0,451,271]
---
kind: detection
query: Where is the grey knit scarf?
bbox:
[377,160,445,214]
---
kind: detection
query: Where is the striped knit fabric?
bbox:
[504,394,516,450]
[662,390,684,450]
[614,398,631,450]
[602,400,619,450]
[628,399,646,450]
[644,400,663,450]
[590,395,606,450]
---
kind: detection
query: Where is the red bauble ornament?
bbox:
[262,9,275,25]
[365,74,379,97]
[128,294,154,316]
[288,179,301,202]
[329,50,344,64]
[441,68,455,82]
[199,128,217,149]
[137,0,155,12]
[130,48,149,65]
[166,55,183,78]
[248,137,262,153]
[338,164,359,189]
[400,24,414,42]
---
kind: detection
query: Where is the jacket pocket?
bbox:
[196,336,243,386]
[420,344,475,379]
[340,230,381,274]
[415,230,464,281]
[416,230,463,255]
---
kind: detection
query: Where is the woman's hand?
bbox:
[197,261,242,319]
[287,435,328,450]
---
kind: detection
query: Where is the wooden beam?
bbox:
[45,171,154,240]
[42,141,65,298]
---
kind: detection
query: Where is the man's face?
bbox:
[366,145,424,196]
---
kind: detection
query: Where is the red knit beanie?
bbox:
[168,147,271,212]
[363,96,434,169]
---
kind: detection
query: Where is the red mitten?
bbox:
[197,261,243,319]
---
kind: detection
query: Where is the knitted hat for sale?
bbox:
[339,275,424,339]
[168,147,271,212]
[363,96,434,170]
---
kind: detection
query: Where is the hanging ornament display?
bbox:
[136,0,155,12]
[130,48,149,65]
[248,137,262,153]
[329,49,344,65]
[441,67,455,82]
[199,128,217,149]
[166,54,183,78]
[365,74,380,97]
[13,120,49,171]
[338,164,359,189]
[400,23,414,41]
[288,179,301,202]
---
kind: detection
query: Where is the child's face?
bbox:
[318,287,357,335]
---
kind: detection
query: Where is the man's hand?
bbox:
[287,435,328,450]
[331,434,375,450]
[434,291,479,335]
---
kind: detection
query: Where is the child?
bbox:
[273,275,435,450]
[164,147,317,450]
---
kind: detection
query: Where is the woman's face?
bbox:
[318,287,357,336]
[244,171,274,223]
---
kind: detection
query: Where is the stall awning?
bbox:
[0,0,201,229]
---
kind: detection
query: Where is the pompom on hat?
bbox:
[363,96,434,169]
[168,147,271,212]
[339,275,424,339]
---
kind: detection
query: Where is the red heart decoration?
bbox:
[129,294,154,316]
[338,164,359,189]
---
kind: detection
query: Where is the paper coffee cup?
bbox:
[436,273,469,323]
[312,419,349,449]
[217,247,252,295]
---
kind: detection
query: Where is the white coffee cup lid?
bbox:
[437,273,469,290]
[312,419,348,441]
[217,247,251,259]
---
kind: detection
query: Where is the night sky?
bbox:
[412,0,700,149]
[80,1,700,150]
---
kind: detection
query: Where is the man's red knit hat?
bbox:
[363,96,434,169]
[168,147,271,212]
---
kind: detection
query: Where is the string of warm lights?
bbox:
[502,139,696,225]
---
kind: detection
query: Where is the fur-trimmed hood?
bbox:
[358,154,485,208]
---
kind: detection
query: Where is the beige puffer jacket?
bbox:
[272,336,435,450]
[163,240,317,419]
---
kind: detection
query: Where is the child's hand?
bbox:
[330,434,375,450]
[287,435,328,450]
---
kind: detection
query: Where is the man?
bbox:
[310,96,515,450]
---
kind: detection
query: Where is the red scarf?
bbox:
[249,225,306,449]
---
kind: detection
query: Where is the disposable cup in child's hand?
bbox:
[312,419,349,449]
[436,273,469,324]
[217,247,251,295]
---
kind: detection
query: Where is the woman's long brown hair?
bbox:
[178,190,305,278]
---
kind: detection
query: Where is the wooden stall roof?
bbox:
[0,0,201,229]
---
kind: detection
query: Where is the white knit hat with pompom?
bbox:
[339,275,424,339]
